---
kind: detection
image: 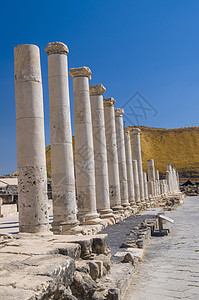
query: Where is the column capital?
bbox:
[131,127,141,134]
[90,84,106,96]
[45,42,69,55]
[115,108,124,117]
[69,66,91,80]
[148,158,154,164]
[103,97,116,106]
[124,130,130,136]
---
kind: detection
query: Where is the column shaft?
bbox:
[124,130,136,207]
[45,42,79,234]
[147,159,156,199]
[90,84,113,217]
[143,172,149,202]
[115,109,129,208]
[104,98,123,213]
[132,160,141,206]
[14,44,49,234]
[69,67,100,224]
[131,128,145,204]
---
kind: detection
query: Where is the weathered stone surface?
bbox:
[88,261,100,280]
[56,242,81,260]
[70,271,97,299]
[75,260,90,274]
[73,238,93,258]
[103,98,123,212]
[107,288,120,300]
[92,235,110,254]
[123,252,135,263]
[115,108,129,208]
[70,66,100,225]
[45,41,79,233]
[90,84,113,217]
[131,128,145,204]
[14,44,49,234]
[96,254,111,273]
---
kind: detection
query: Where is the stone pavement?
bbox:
[124,196,199,300]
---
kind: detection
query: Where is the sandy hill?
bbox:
[46,126,199,181]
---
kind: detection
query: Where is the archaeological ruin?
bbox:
[0,42,185,300]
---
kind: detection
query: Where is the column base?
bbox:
[122,202,131,209]
[51,220,82,235]
[111,205,124,214]
[78,212,102,225]
[130,202,138,214]
[19,224,51,235]
[98,208,115,219]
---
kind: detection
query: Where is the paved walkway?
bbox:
[124,196,199,300]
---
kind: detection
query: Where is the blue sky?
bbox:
[0,0,199,175]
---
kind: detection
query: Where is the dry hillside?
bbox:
[46,126,199,181]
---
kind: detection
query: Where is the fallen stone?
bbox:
[88,261,100,280]
[123,252,134,263]
[92,235,110,255]
[114,248,144,261]
[70,271,97,299]
[107,288,120,300]
[75,260,90,274]
[96,254,111,273]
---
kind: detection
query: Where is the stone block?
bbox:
[0,204,17,217]
[92,234,110,254]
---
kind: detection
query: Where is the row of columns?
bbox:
[14,42,181,234]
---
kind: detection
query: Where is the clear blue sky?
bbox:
[1,0,199,175]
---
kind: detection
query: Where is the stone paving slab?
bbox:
[124,196,199,300]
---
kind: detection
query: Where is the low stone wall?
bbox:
[0,204,17,217]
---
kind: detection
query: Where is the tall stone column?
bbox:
[103,98,123,213]
[148,159,156,182]
[115,109,130,209]
[131,128,146,205]
[167,163,174,194]
[132,160,141,206]
[14,44,49,234]
[45,42,79,234]
[89,84,113,218]
[172,167,179,193]
[124,130,136,208]
[143,172,149,202]
[166,170,172,194]
[147,159,156,200]
[155,170,161,197]
[69,67,101,224]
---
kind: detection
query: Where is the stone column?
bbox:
[148,159,156,181]
[173,167,179,193]
[89,84,113,218]
[69,67,101,224]
[143,172,149,202]
[14,44,49,234]
[103,98,123,213]
[115,109,130,209]
[167,163,174,194]
[147,159,156,200]
[124,130,136,208]
[166,170,172,194]
[132,160,141,206]
[131,128,146,205]
[155,170,161,197]
[45,42,80,234]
